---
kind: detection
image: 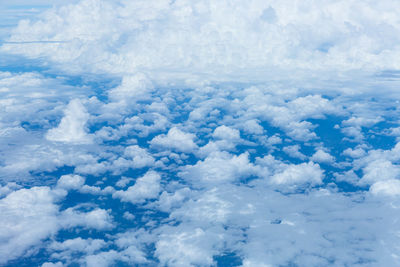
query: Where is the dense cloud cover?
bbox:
[3,0,400,77]
[1,0,400,266]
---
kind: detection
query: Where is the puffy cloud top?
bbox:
[46,99,92,144]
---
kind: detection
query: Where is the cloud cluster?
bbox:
[1,66,400,265]
[1,0,400,266]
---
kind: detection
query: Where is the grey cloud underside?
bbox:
[2,0,400,266]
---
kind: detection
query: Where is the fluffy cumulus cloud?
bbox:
[179,152,258,187]
[2,0,400,266]
[113,171,161,204]
[311,149,334,164]
[46,99,93,144]
[270,162,324,189]
[150,127,197,153]
[56,174,85,191]
[370,179,400,197]
[212,125,241,141]
[0,187,59,264]
[0,181,117,265]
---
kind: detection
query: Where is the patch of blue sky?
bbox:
[360,125,395,146]
[0,53,48,73]
[6,249,51,267]
[214,252,243,267]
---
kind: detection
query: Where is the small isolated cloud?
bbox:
[115,177,133,188]
[311,149,335,164]
[56,174,85,191]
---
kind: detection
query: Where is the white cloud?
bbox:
[270,162,324,188]
[241,119,264,135]
[150,127,197,153]
[113,171,161,204]
[157,187,191,212]
[84,250,120,267]
[212,125,240,141]
[108,74,153,102]
[155,228,219,267]
[283,145,307,160]
[0,187,59,264]
[82,232,149,267]
[342,147,366,158]
[342,116,383,128]
[123,145,155,168]
[310,149,334,164]
[0,182,21,198]
[115,177,133,188]
[4,0,400,77]
[287,95,338,120]
[56,174,85,191]
[50,237,106,254]
[41,262,64,267]
[59,207,114,230]
[341,126,364,141]
[360,159,400,185]
[48,237,107,263]
[370,179,400,197]
[123,211,135,220]
[170,188,232,224]
[179,152,258,187]
[242,260,272,267]
[285,121,317,141]
[3,1,400,266]
[79,185,115,196]
[46,99,92,144]
[334,170,360,185]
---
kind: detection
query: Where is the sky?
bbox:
[1,0,400,266]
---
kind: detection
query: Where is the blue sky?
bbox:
[1,1,400,266]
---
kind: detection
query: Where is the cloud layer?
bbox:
[3,0,400,80]
[1,0,400,266]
